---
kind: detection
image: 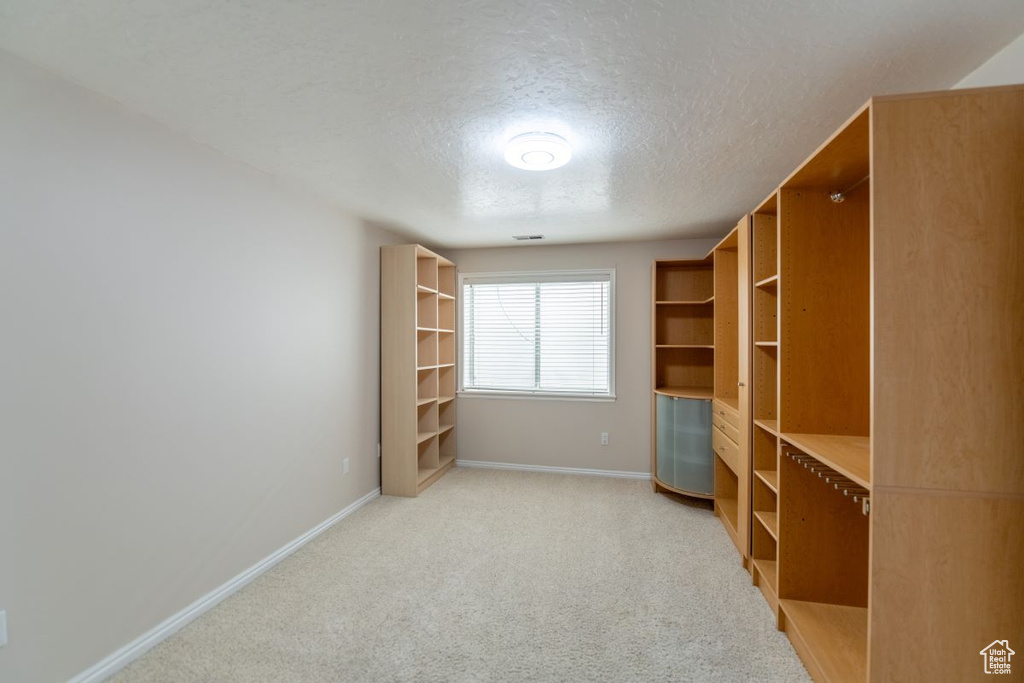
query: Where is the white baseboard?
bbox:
[69,487,381,683]
[455,459,650,480]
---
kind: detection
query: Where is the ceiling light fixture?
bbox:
[504,132,572,171]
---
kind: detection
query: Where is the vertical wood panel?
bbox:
[869,490,1024,681]
[738,217,752,560]
[872,88,1024,495]
[381,245,418,496]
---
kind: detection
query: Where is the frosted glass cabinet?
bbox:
[655,394,714,496]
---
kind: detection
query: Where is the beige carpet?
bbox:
[112,468,809,682]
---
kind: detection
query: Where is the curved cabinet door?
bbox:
[656,394,713,495]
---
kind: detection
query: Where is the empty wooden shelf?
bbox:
[753,510,777,539]
[755,469,778,493]
[753,418,779,437]
[780,600,868,683]
[780,433,870,489]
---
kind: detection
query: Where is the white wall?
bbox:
[444,238,719,474]
[0,51,402,682]
[955,30,1024,88]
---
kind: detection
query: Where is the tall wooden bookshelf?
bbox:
[650,257,715,499]
[381,244,457,497]
[731,85,1024,681]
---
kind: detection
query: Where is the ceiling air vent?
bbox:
[512,234,545,241]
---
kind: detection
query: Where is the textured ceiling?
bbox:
[2,1,1022,247]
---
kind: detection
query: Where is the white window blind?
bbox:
[460,270,614,397]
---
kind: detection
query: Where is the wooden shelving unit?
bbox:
[728,86,1024,681]
[747,189,781,615]
[768,102,873,680]
[651,257,716,499]
[709,220,751,564]
[381,245,458,496]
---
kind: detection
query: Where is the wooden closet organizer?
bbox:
[711,223,750,565]
[650,236,753,560]
[708,84,1024,682]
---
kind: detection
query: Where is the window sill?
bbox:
[457,390,616,403]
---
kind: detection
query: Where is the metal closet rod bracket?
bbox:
[829,174,870,203]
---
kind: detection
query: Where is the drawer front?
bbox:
[713,400,740,429]
[713,427,740,475]
[713,414,740,444]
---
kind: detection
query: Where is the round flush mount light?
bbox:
[504,132,572,171]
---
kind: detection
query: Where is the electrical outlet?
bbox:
[343,458,350,475]
[0,609,7,648]
[600,432,609,446]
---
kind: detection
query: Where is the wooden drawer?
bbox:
[713,427,740,475]
[713,413,740,444]
[713,400,740,429]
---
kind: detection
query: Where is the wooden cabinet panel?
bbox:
[869,489,1024,681]
[872,88,1024,496]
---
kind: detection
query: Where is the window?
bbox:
[460,270,614,398]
